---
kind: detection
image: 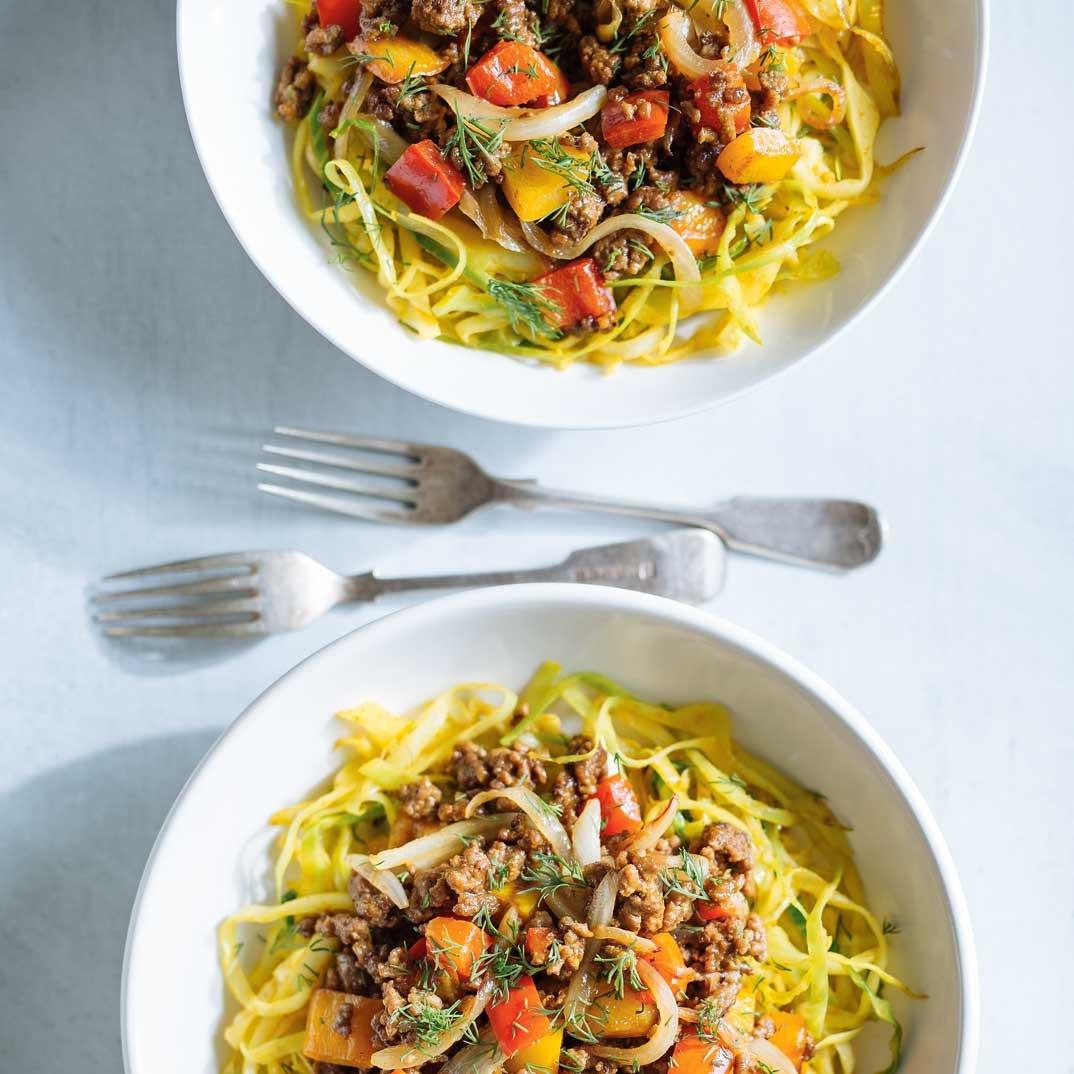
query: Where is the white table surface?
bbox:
[2,1,1072,1070]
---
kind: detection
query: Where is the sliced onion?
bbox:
[588,958,679,1063]
[592,925,657,952]
[659,9,730,81]
[746,1037,798,1074]
[440,1040,505,1074]
[348,853,408,909]
[553,213,700,302]
[371,814,513,871]
[722,0,760,67]
[459,187,529,253]
[466,786,572,859]
[785,78,847,129]
[431,84,607,141]
[520,220,562,257]
[371,981,494,1068]
[563,870,620,1022]
[621,795,678,855]
[331,72,373,160]
[572,798,602,866]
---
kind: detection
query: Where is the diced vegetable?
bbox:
[532,67,572,108]
[407,937,428,961]
[304,991,382,1068]
[768,1011,809,1070]
[687,67,751,135]
[666,191,726,257]
[524,926,555,963]
[593,774,643,836]
[696,901,732,922]
[669,1031,735,1074]
[500,142,591,222]
[358,35,450,83]
[425,917,490,979]
[505,1026,563,1074]
[600,90,670,149]
[697,887,749,922]
[645,932,692,998]
[716,129,800,184]
[494,881,539,920]
[466,41,561,106]
[318,0,360,42]
[384,141,466,220]
[586,985,658,1038]
[487,976,552,1056]
[534,258,616,329]
[744,0,812,45]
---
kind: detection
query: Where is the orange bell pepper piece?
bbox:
[303,991,382,1068]
[769,1011,810,1069]
[425,917,490,979]
[487,976,552,1056]
[669,1031,735,1074]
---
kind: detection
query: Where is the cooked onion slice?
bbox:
[588,958,679,1063]
[746,1037,798,1074]
[572,797,602,866]
[347,853,408,909]
[440,1039,505,1074]
[466,786,572,859]
[431,84,607,141]
[371,814,513,871]
[663,2,758,73]
[459,187,529,252]
[592,925,657,952]
[620,795,678,854]
[786,78,847,129]
[563,870,619,1021]
[371,981,494,1068]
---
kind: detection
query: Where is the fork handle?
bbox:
[492,481,882,571]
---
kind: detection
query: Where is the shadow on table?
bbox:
[0,731,219,1073]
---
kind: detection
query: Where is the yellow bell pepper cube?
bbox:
[501,143,592,223]
[359,36,449,84]
[585,986,658,1039]
[505,1026,563,1074]
[493,881,539,920]
[716,129,801,185]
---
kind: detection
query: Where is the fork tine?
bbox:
[103,554,254,582]
[256,464,417,504]
[93,575,257,603]
[261,443,420,481]
[273,427,425,459]
[94,600,260,623]
[102,620,264,638]
[258,482,412,523]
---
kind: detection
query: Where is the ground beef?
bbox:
[358,0,411,38]
[451,742,491,789]
[411,0,479,35]
[315,1063,362,1074]
[275,57,317,122]
[325,949,373,995]
[592,183,670,276]
[682,140,724,197]
[400,778,442,820]
[449,742,548,791]
[437,796,471,823]
[373,983,446,1045]
[694,822,755,896]
[349,872,401,928]
[365,80,452,143]
[579,35,620,85]
[489,0,541,46]
[569,736,606,795]
[306,21,345,54]
[680,66,750,145]
[619,31,669,90]
[616,858,667,933]
[318,98,342,133]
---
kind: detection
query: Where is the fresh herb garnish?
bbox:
[486,278,563,339]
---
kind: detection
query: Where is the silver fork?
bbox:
[91,529,725,637]
[257,427,883,571]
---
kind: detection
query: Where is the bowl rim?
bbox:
[120,583,980,1074]
[174,1,990,430]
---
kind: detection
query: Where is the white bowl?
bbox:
[122,585,978,1074]
[176,0,987,428]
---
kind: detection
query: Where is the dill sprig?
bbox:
[660,848,710,901]
[594,946,643,999]
[719,183,771,213]
[444,102,509,186]
[695,997,724,1042]
[635,204,685,225]
[610,10,657,54]
[388,994,464,1050]
[486,278,563,339]
[520,850,588,898]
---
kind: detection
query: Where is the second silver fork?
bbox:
[257,427,883,572]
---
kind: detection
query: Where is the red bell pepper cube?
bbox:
[601,89,671,149]
[384,140,466,220]
[486,976,551,1057]
[592,774,643,836]
[687,66,751,135]
[531,66,571,107]
[466,40,560,106]
[744,0,812,44]
[534,258,616,329]
[316,0,361,42]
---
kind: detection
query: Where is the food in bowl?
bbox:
[274,0,902,368]
[218,663,915,1073]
